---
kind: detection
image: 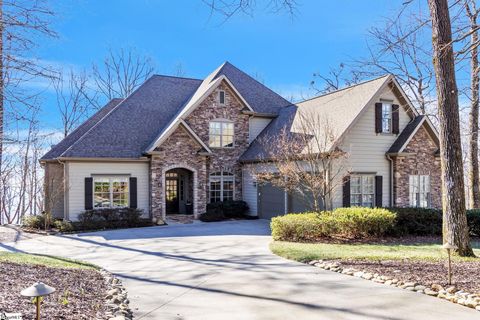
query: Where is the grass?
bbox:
[0,252,99,269]
[270,241,480,263]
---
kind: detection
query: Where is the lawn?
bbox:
[270,239,480,293]
[0,252,107,319]
[270,240,480,263]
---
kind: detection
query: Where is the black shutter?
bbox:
[375,102,383,133]
[375,175,383,207]
[343,176,351,207]
[129,177,138,209]
[392,104,400,134]
[85,177,93,210]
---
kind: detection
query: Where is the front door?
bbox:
[166,175,179,214]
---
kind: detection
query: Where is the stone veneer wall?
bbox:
[184,82,250,201]
[150,81,250,219]
[393,126,441,208]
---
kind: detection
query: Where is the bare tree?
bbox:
[89,48,155,108]
[203,0,298,20]
[253,109,349,211]
[53,69,90,137]
[428,0,474,256]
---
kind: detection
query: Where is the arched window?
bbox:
[210,171,234,203]
[209,120,234,148]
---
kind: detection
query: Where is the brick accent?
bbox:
[150,81,250,219]
[392,125,441,208]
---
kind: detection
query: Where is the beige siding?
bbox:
[249,117,271,143]
[242,166,257,215]
[67,162,150,221]
[334,86,412,208]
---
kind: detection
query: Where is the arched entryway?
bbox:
[165,168,194,215]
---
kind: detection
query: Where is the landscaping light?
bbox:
[21,282,56,320]
[442,243,457,285]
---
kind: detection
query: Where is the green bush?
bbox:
[271,208,396,241]
[386,207,443,236]
[75,208,149,231]
[199,211,225,222]
[467,210,480,237]
[53,220,74,232]
[22,214,46,229]
[206,200,249,219]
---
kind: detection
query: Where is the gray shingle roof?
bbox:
[387,115,425,153]
[41,98,123,160]
[42,62,292,160]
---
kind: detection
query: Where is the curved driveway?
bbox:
[1,220,478,320]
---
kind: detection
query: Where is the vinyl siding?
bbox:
[333,86,412,208]
[67,162,150,221]
[249,117,272,143]
[242,166,258,215]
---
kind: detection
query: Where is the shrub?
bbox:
[53,220,74,232]
[199,211,225,222]
[75,208,148,231]
[22,214,46,229]
[386,207,442,236]
[206,201,249,219]
[467,210,480,237]
[271,208,396,241]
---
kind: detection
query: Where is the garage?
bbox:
[257,182,286,219]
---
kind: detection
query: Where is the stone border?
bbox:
[99,269,133,320]
[308,260,480,312]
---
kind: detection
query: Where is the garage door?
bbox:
[287,190,323,213]
[257,183,285,219]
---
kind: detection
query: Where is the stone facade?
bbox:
[150,81,250,219]
[392,125,441,208]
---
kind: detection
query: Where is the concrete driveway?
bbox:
[1,220,479,320]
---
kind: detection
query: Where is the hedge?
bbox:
[271,207,396,241]
[271,207,480,242]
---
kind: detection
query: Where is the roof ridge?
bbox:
[217,61,291,105]
[297,74,391,105]
[59,76,157,157]
[151,74,202,81]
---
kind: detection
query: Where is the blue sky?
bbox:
[35,0,413,130]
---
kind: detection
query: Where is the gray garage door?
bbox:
[257,183,285,219]
[287,190,323,213]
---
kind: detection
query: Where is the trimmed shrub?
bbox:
[22,214,46,229]
[199,211,225,222]
[386,207,443,236]
[467,210,480,237]
[206,200,249,219]
[271,207,396,241]
[53,220,74,232]
[75,208,150,231]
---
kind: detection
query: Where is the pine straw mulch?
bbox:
[337,259,480,294]
[0,262,108,320]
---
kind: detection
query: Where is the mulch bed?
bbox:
[0,262,108,319]
[337,259,480,294]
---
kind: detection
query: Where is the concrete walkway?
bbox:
[1,220,479,320]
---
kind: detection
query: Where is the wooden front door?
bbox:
[166,175,179,214]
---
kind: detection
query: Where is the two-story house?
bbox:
[41,62,441,221]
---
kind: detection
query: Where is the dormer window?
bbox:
[219,90,225,105]
[382,103,392,133]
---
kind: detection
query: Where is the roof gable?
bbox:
[388,115,439,154]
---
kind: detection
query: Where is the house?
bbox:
[40,62,441,221]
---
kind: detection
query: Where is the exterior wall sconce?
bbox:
[21,282,56,320]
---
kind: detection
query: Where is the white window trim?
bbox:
[218,90,226,105]
[93,176,129,209]
[209,171,235,202]
[409,175,431,208]
[350,174,375,207]
[209,120,235,148]
[381,103,393,134]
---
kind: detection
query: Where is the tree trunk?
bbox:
[0,0,3,180]
[428,0,474,256]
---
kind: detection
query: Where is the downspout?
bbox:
[386,154,394,207]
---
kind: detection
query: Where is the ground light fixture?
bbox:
[20,282,56,320]
[442,243,458,285]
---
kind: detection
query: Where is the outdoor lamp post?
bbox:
[442,243,458,285]
[21,282,56,320]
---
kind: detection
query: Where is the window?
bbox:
[209,121,234,148]
[409,175,430,207]
[93,176,129,208]
[382,103,392,133]
[350,175,374,207]
[219,90,225,105]
[210,171,234,202]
